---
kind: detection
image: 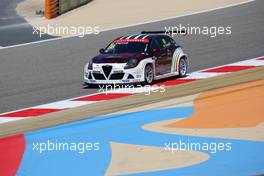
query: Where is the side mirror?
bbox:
[151,48,161,55]
[99,48,105,54]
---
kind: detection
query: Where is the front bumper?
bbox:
[84,63,145,84]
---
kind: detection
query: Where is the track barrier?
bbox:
[45,0,92,19]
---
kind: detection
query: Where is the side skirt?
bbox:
[154,72,178,81]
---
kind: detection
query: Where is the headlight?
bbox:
[124,59,138,69]
[88,62,93,70]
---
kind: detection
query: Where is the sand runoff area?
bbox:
[144,79,264,142]
[16,0,249,36]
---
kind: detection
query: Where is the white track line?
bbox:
[228,59,264,66]
[33,100,94,109]
[0,117,26,123]
[184,72,226,79]
[0,0,254,50]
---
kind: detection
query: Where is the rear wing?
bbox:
[141,30,187,36]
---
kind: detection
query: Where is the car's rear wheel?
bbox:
[144,64,154,84]
[179,58,187,77]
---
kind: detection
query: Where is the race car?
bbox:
[84,31,188,85]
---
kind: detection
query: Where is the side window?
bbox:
[156,37,166,48]
[156,36,175,48]
[150,36,177,50]
[163,36,175,47]
[150,38,162,49]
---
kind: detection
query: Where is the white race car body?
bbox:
[84,34,188,85]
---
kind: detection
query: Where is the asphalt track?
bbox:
[0,0,264,113]
[0,0,55,47]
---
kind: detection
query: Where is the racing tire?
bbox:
[144,64,154,85]
[178,58,187,77]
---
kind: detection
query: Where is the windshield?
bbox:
[105,39,149,54]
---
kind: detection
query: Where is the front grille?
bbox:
[110,73,125,80]
[93,73,105,80]
[102,65,112,78]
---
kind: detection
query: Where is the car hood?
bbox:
[92,53,148,63]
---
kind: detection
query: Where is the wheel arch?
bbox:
[144,62,155,84]
[176,54,189,73]
[140,58,155,77]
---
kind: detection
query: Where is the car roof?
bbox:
[115,34,171,40]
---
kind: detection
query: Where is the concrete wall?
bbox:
[59,0,92,14]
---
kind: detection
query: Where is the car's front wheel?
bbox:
[144,64,154,84]
[178,58,187,77]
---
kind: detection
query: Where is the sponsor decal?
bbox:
[113,39,149,43]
